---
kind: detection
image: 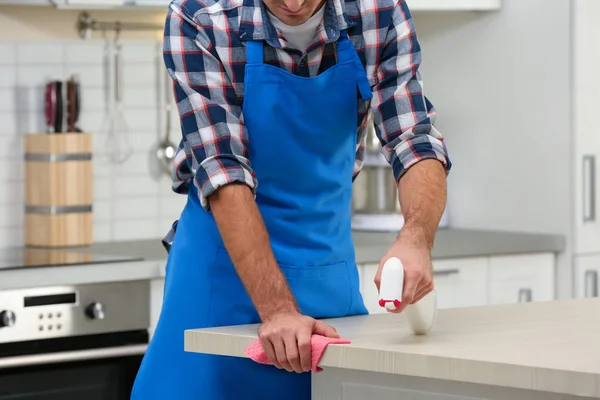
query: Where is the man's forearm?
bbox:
[397,159,447,249]
[209,184,298,322]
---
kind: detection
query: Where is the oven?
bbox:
[0,280,150,400]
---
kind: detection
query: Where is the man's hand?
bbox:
[374,230,434,314]
[258,312,339,373]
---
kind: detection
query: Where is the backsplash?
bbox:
[0,40,186,248]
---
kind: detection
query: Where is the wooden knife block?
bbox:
[24,133,93,247]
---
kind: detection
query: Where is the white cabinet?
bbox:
[359,257,489,314]
[573,0,600,255]
[149,278,165,338]
[574,255,600,298]
[407,0,500,11]
[488,254,555,304]
[432,257,489,309]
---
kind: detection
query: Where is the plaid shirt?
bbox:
[162,0,451,246]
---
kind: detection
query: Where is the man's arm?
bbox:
[370,1,451,312]
[164,4,337,373]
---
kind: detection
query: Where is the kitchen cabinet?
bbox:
[149,277,165,338]
[360,256,489,314]
[488,253,555,304]
[573,0,600,255]
[574,255,600,299]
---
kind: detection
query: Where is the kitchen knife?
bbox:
[54,81,64,133]
[44,82,56,133]
[67,75,82,133]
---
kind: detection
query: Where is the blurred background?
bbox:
[0,0,597,398]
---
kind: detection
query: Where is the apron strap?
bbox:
[246,40,264,65]
[337,30,373,101]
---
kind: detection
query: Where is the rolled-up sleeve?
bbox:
[370,0,451,182]
[163,5,256,211]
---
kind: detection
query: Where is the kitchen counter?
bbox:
[70,228,566,264]
[0,228,565,291]
[184,298,600,399]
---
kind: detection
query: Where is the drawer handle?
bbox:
[518,288,532,303]
[585,270,599,298]
[433,269,460,277]
[583,155,596,222]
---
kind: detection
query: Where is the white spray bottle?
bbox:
[378,257,437,335]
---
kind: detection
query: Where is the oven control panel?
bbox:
[0,281,150,343]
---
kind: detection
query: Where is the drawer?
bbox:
[358,257,489,313]
[488,253,555,304]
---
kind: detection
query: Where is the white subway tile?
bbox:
[121,42,161,64]
[0,204,24,228]
[80,87,106,112]
[159,193,187,219]
[0,227,24,248]
[92,156,114,178]
[0,133,23,159]
[65,42,105,65]
[0,88,15,113]
[15,111,46,134]
[0,66,16,88]
[0,43,17,65]
[123,63,158,86]
[123,87,158,108]
[93,221,112,242]
[79,110,107,134]
[16,66,65,87]
[93,177,112,200]
[113,218,160,240]
[0,182,23,205]
[114,174,160,197]
[113,151,156,176]
[13,85,44,114]
[0,159,24,181]
[0,112,17,135]
[93,200,112,221]
[65,65,104,88]
[17,43,64,65]
[114,197,158,219]
[123,108,159,131]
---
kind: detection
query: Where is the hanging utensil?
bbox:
[104,26,133,164]
[156,68,178,175]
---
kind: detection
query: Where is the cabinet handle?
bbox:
[518,288,532,303]
[583,155,596,222]
[433,269,460,277]
[585,270,598,298]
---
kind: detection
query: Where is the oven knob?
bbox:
[0,310,16,328]
[85,302,105,320]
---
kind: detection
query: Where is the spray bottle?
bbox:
[378,257,437,335]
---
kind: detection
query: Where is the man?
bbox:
[131,0,450,397]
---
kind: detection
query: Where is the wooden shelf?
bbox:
[407,0,501,11]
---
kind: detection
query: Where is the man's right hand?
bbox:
[258,312,339,373]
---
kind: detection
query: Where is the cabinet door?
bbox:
[575,255,600,298]
[432,257,488,309]
[488,253,555,304]
[149,278,165,338]
[574,0,600,254]
[359,257,488,313]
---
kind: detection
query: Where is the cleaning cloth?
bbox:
[244,335,351,373]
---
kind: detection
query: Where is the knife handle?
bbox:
[44,82,56,133]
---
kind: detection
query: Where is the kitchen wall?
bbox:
[0,1,574,249]
[412,0,572,237]
[0,6,184,248]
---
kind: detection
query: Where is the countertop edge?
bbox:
[183,329,600,397]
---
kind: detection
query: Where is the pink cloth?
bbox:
[244,335,351,373]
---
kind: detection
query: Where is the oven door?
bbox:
[0,330,147,400]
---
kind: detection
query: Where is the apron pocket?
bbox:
[280,261,353,319]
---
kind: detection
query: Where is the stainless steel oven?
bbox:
[0,280,150,400]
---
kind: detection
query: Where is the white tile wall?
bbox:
[0,39,185,248]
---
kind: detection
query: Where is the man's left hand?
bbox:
[373,230,434,314]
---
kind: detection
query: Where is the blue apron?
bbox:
[131,30,372,400]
